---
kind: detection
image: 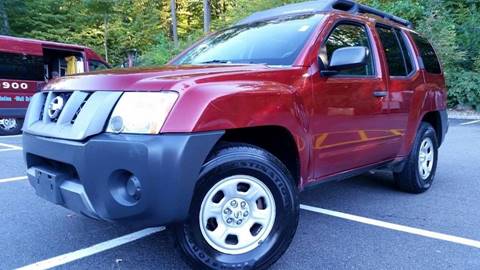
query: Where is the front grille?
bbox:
[39,101,45,121]
[23,90,122,141]
[71,93,92,124]
[50,92,73,123]
[38,91,90,124]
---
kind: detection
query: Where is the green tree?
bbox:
[0,0,10,35]
[171,0,178,47]
[203,0,211,33]
[84,0,115,62]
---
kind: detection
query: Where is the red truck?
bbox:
[22,0,448,269]
[0,35,108,135]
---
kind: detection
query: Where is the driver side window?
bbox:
[320,23,374,76]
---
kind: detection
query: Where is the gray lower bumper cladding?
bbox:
[23,131,223,227]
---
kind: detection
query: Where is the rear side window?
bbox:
[396,29,414,75]
[411,33,442,74]
[323,23,375,76]
[376,26,414,76]
[0,52,44,81]
[376,26,406,76]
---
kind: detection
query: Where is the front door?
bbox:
[310,21,396,180]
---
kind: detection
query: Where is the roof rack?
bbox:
[236,0,413,29]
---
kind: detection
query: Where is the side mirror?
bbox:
[321,46,368,76]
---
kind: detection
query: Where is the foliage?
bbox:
[448,71,480,108]
[3,0,480,109]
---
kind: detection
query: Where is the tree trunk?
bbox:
[203,0,211,33]
[104,14,109,63]
[170,0,178,48]
[0,0,10,35]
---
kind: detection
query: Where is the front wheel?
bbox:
[176,143,299,270]
[0,118,23,136]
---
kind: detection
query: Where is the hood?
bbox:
[44,65,277,92]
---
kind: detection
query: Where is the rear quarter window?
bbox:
[376,26,415,77]
[411,33,442,74]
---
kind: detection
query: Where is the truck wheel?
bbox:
[394,122,439,194]
[176,143,299,270]
[0,118,23,136]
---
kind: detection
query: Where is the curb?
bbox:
[447,110,480,120]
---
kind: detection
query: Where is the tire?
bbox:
[394,122,439,194]
[0,118,23,136]
[176,143,299,270]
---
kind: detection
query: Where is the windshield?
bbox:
[174,14,324,66]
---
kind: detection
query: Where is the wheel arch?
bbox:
[420,109,448,146]
[214,125,303,188]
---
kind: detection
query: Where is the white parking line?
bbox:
[301,204,480,249]
[0,148,22,152]
[0,134,22,139]
[16,226,165,270]
[0,176,28,184]
[0,142,22,149]
[0,142,23,151]
[460,120,480,126]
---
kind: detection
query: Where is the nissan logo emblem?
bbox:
[48,96,65,119]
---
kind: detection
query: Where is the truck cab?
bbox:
[0,35,108,135]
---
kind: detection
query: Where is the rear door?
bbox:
[374,26,425,155]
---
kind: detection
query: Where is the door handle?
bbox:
[373,91,388,98]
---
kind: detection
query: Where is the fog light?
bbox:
[126,175,142,201]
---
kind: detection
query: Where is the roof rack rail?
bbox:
[236,0,413,29]
[351,1,413,28]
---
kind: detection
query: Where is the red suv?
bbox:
[0,35,108,135]
[22,0,448,269]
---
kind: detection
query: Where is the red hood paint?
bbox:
[43,65,283,92]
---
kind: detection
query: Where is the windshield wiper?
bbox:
[199,60,231,64]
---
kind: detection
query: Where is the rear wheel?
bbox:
[176,143,299,270]
[0,118,23,136]
[394,122,438,193]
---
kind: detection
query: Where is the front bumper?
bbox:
[23,131,223,227]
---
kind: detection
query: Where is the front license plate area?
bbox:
[32,168,64,204]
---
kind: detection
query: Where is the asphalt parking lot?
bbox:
[1,119,479,270]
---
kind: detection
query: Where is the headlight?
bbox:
[106,91,178,134]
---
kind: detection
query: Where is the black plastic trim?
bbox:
[23,131,224,227]
[303,159,394,191]
[439,110,449,146]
